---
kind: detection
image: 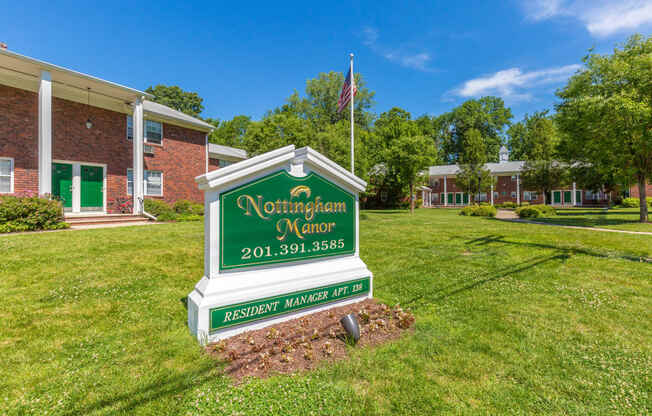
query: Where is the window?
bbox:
[127,169,163,196]
[501,191,506,196]
[145,120,163,144]
[493,192,499,199]
[0,158,13,193]
[523,191,530,201]
[511,175,517,181]
[218,159,232,168]
[380,191,388,202]
[511,191,517,198]
[478,192,487,202]
[145,171,163,196]
[127,115,133,140]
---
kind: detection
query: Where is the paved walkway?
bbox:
[496,210,652,236]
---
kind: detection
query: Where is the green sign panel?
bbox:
[209,277,370,331]
[219,170,356,270]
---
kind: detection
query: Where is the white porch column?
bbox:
[490,178,494,206]
[38,70,52,196]
[516,175,520,205]
[133,98,145,214]
[443,176,447,207]
[572,182,577,206]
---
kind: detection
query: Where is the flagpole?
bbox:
[349,53,355,174]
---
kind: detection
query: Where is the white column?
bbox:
[38,70,52,196]
[516,175,520,205]
[133,98,145,214]
[443,176,447,207]
[490,178,494,206]
[72,164,81,213]
[572,182,577,206]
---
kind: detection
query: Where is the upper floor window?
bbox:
[127,115,133,140]
[126,116,163,145]
[0,158,13,194]
[145,120,163,145]
[218,159,232,168]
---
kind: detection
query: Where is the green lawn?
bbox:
[1,209,650,415]
[533,207,652,232]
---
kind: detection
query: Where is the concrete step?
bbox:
[65,215,151,226]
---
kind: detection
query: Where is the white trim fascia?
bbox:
[0,48,152,99]
[0,157,14,194]
[143,110,213,133]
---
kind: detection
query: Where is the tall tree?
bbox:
[437,97,513,163]
[507,111,555,161]
[384,135,437,213]
[145,85,204,117]
[455,128,493,204]
[556,34,651,221]
[207,115,251,147]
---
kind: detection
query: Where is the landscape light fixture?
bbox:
[85,87,93,129]
[340,313,360,345]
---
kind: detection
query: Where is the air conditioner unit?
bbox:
[144,145,154,155]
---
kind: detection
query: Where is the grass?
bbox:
[1,209,650,415]
[528,207,652,232]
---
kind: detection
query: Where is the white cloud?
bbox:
[361,26,432,71]
[453,64,581,100]
[523,0,652,37]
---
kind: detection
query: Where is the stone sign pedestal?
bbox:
[188,145,372,343]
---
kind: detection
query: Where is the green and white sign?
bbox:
[188,145,373,343]
[210,277,370,331]
[220,170,356,270]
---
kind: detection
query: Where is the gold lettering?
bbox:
[237,195,268,219]
[276,218,304,241]
[264,201,275,215]
[334,202,346,213]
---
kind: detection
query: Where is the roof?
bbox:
[208,143,248,160]
[143,100,214,132]
[429,160,525,176]
[0,48,151,103]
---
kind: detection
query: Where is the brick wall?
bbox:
[1,84,208,212]
[208,157,221,171]
[0,84,39,195]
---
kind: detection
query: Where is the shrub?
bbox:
[173,199,193,214]
[516,204,556,219]
[520,201,530,206]
[0,195,69,233]
[501,201,517,209]
[621,197,639,208]
[459,204,496,217]
[144,199,173,217]
[648,197,652,207]
[515,206,541,218]
[176,214,203,222]
[156,211,178,222]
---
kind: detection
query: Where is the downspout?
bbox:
[139,197,157,221]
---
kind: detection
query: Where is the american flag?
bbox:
[337,67,357,113]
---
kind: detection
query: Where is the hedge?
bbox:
[144,199,202,222]
[0,195,69,233]
[459,204,497,217]
[621,197,652,208]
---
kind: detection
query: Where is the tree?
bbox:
[455,128,493,204]
[145,85,204,117]
[384,135,437,213]
[436,97,513,163]
[507,111,554,161]
[207,115,251,147]
[556,34,652,221]
[518,116,565,204]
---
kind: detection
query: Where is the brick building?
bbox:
[424,146,624,207]
[0,48,246,216]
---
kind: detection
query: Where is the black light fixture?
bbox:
[340,313,360,345]
[85,87,93,129]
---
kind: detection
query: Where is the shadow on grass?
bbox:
[402,253,569,308]
[465,234,650,263]
[62,363,219,416]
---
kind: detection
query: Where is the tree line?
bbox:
[146,34,651,221]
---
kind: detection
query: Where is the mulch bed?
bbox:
[205,299,415,382]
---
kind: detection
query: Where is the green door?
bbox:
[52,163,73,209]
[575,190,582,205]
[553,191,561,204]
[440,193,445,204]
[563,191,572,204]
[81,165,103,209]
[455,193,462,205]
[447,193,453,204]
[463,193,469,204]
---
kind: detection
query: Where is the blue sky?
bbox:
[2,1,650,123]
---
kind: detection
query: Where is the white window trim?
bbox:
[127,168,164,197]
[0,157,14,194]
[144,119,163,146]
